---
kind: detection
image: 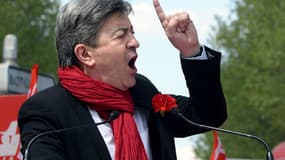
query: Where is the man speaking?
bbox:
[18,0,227,159]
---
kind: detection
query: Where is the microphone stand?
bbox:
[24,111,120,160]
[176,112,274,160]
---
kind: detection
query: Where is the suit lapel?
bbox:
[148,113,177,160]
[72,101,112,160]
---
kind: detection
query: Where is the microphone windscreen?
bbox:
[170,107,180,117]
[110,111,120,120]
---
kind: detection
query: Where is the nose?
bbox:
[127,35,140,49]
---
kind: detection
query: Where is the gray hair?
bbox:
[55,0,133,68]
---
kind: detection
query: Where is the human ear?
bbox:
[74,44,96,67]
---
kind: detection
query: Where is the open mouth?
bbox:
[128,55,137,69]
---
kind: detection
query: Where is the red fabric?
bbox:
[273,141,285,160]
[58,66,148,160]
[210,131,227,160]
[27,64,39,98]
[0,94,26,160]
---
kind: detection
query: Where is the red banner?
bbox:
[0,94,26,160]
[210,131,227,160]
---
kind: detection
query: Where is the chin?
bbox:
[125,79,136,90]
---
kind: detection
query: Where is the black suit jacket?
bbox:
[18,47,227,160]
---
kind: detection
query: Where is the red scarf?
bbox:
[58,66,148,160]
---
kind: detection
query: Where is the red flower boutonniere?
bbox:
[152,93,178,116]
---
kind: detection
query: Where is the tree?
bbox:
[195,0,285,159]
[0,0,60,76]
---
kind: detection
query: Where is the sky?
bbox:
[128,0,232,96]
[60,0,232,159]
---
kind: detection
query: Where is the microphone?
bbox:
[171,108,274,160]
[23,110,120,160]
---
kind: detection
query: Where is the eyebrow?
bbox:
[112,25,134,35]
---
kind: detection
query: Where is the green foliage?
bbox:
[196,0,285,159]
[0,0,60,77]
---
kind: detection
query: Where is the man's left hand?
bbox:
[153,0,201,57]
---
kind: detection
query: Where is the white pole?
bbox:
[3,34,18,66]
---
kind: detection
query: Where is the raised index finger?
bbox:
[153,0,167,23]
